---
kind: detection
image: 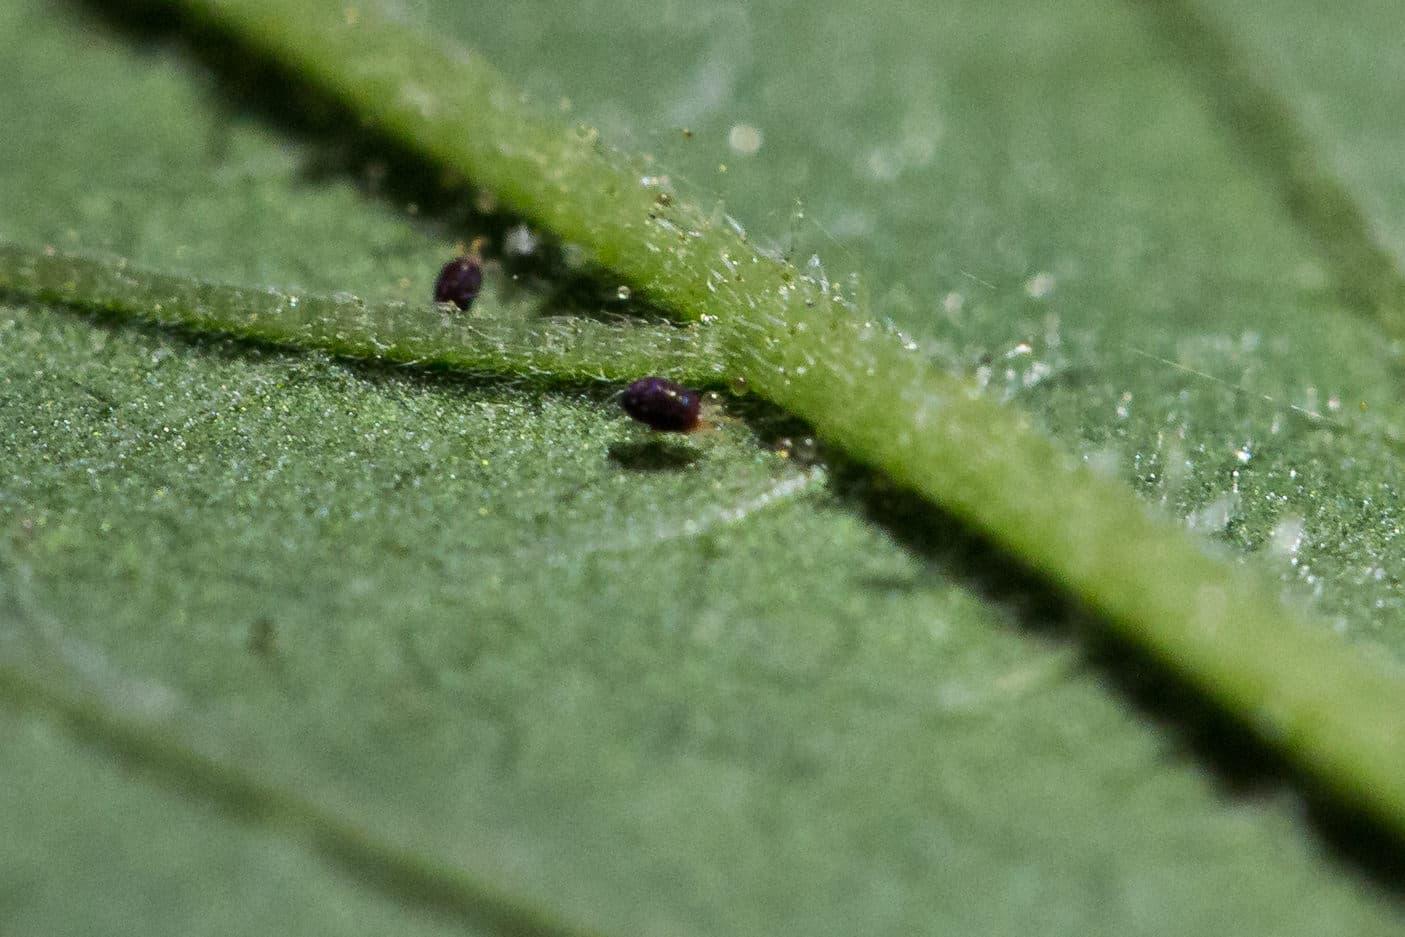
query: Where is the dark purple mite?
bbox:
[433,255,484,310]
[621,377,702,433]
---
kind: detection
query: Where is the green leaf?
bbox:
[4,1,1405,935]
[0,699,495,937]
[140,0,1405,830]
[1176,0,1405,313]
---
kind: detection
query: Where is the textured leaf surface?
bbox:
[3,1,1405,935]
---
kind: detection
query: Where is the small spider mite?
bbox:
[433,254,484,310]
[621,376,702,433]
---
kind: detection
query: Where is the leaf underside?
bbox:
[3,1,1405,936]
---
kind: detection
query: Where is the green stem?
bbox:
[0,243,723,386]
[124,0,1405,836]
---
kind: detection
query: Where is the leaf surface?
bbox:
[3,1,1405,935]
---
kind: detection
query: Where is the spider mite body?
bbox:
[433,255,484,310]
[621,376,702,433]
